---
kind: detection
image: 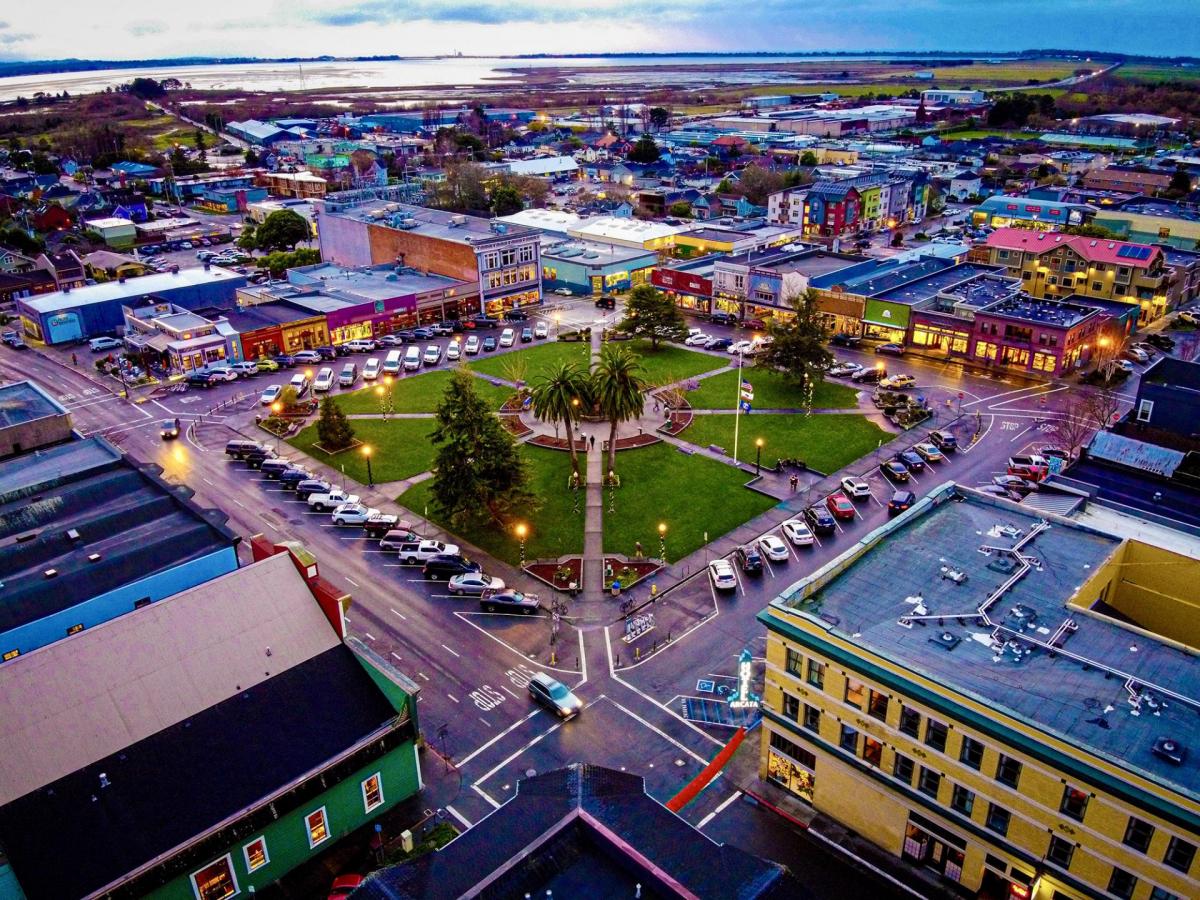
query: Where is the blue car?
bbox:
[894,449,925,472]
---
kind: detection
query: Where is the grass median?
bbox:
[331,368,512,415]
[686,368,859,411]
[287,418,437,485]
[681,413,890,475]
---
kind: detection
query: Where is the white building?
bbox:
[921,89,986,106]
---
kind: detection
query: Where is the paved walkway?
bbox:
[582,328,606,604]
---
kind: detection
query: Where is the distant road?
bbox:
[145,99,248,150]
[995,61,1121,93]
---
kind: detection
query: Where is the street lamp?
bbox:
[271,401,282,415]
[755,437,764,475]
[608,468,616,513]
[658,522,667,565]
[554,312,561,338]
[515,522,528,567]
[362,444,374,487]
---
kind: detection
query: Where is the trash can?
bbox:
[611,579,621,597]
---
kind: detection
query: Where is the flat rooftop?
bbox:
[0,382,67,429]
[769,250,863,279]
[938,273,1021,308]
[982,296,1097,328]
[21,267,244,314]
[0,437,237,635]
[772,485,1200,801]
[872,264,1003,305]
[288,263,468,299]
[325,199,536,246]
[224,299,327,329]
[851,258,951,297]
[541,240,656,265]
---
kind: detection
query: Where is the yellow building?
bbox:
[977,229,1170,322]
[759,484,1199,900]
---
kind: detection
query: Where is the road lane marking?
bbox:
[364,632,376,642]
[445,805,472,829]
[447,693,459,704]
[391,652,403,662]
[457,709,541,768]
[501,685,519,699]
[345,576,360,587]
[417,672,430,681]
[441,644,461,658]
[697,790,743,830]
[605,695,710,766]
[472,784,502,809]
[389,607,407,621]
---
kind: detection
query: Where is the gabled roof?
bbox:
[984,228,1161,268]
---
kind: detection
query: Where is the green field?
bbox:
[923,61,1079,83]
[626,340,726,386]
[937,129,1037,141]
[686,369,858,411]
[399,447,583,565]
[1114,64,1200,83]
[602,442,776,561]
[288,418,437,485]
[467,340,593,383]
[681,413,890,475]
[331,368,511,415]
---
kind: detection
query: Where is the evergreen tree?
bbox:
[617,284,688,350]
[316,396,355,451]
[430,370,537,528]
[628,134,661,163]
[759,289,833,407]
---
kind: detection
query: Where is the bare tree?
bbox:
[1053,389,1100,458]
[1082,386,1124,433]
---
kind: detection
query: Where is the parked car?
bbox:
[758,535,789,562]
[828,362,862,377]
[830,333,862,348]
[992,474,1038,494]
[483,336,497,352]
[229,361,260,377]
[313,346,338,361]
[446,340,462,361]
[260,384,283,406]
[470,314,501,329]
[684,332,710,346]
[528,672,582,718]
[289,373,310,396]
[552,287,573,296]
[708,558,738,591]
[1007,454,1049,481]
[272,354,297,369]
[465,335,481,355]
[1124,347,1150,364]
[422,344,442,366]
[803,505,836,535]
[448,573,505,595]
[186,372,216,388]
[978,484,1023,501]
[343,339,377,353]
[888,490,916,516]
[278,466,313,489]
[595,296,616,310]
[411,327,435,340]
[307,488,359,511]
[913,442,943,463]
[880,374,916,390]
[243,448,277,469]
[328,874,365,900]
[881,460,910,483]
[840,476,872,499]
[709,311,735,327]
[295,479,331,500]
[705,337,733,351]
[534,322,549,339]
[875,343,906,356]
[203,366,238,383]
[852,367,886,384]
[894,449,925,472]
[339,363,358,387]
[728,340,753,355]
[377,528,422,549]
[331,503,381,526]
[260,458,296,480]
[423,554,480,579]
[225,439,267,459]
[378,334,404,348]
[781,518,815,546]
[928,430,958,452]
[734,545,763,574]
[89,336,123,352]
[520,327,533,343]
[395,539,459,565]
[480,590,540,614]
[313,367,335,392]
[1145,333,1175,351]
[826,492,856,521]
[292,350,322,365]
[363,358,381,380]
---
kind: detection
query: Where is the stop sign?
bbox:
[957,391,964,399]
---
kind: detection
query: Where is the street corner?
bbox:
[453,606,584,676]
[468,694,707,810]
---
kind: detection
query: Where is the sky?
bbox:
[0,0,1196,61]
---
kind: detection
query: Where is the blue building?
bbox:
[540,240,658,296]
[16,266,245,344]
[1131,356,1200,439]
[0,435,240,661]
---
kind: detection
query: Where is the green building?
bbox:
[0,540,422,900]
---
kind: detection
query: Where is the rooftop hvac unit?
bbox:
[449,214,468,227]
[1151,736,1187,765]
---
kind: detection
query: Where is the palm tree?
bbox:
[593,344,647,476]
[530,361,591,478]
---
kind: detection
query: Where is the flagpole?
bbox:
[733,349,743,462]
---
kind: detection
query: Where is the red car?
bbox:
[826,492,856,521]
[328,874,365,899]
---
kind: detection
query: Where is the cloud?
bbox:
[127,20,167,37]
[0,31,33,46]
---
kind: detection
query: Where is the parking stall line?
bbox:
[441,644,461,658]
[389,607,408,621]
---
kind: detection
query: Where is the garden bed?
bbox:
[526,557,583,594]
[528,434,588,452]
[500,414,533,438]
[603,557,661,590]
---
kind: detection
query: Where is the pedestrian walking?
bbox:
[71,352,77,366]
[635,540,643,559]
[653,400,660,413]
[590,434,595,450]
[789,474,798,492]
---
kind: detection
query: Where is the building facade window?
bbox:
[844,679,865,709]
[768,730,816,803]
[306,807,330,848]
[898,705,921,738]
[985,803,1010,836]
[1107,867,1137,900]
[803,703,821,732]
[806,659,825,689]
[839,724,859,753]
[995,754,1022,789]
[66,623,84,636]
[925,720,948,753]
[1137,399,1154,423]
[243,837,269,872]
[867,689,889,720]
[362,773,384,813]
[1122,817,1155,853]
[782,692,801,721]
[950,784,974,816]
[785,647,803,677]
[1047,835,1075,869]
[1164,836,1196,873]
[862,738,883,768]
[894,754,915,784]
[917,767,941,798]
[1060,785,1089,821]
[190,855,238,900]
[1149,888,1180,900]
[959,736,984,770]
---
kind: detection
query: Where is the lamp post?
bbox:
[755,437,763,476]
[362,444,374,487]
[515,522,527,568]
[554,311,561,338]
[658,522,667,565]
[608,468,616,514]
[377,375,394,418]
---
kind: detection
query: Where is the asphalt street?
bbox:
[0,296,1145,897]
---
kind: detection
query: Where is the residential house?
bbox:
[0,249,36,274]
[946,170,983,202]
[81,250,148,281]
[30,204,72,233]
[35,250,85,291]
[1083,166,1175,195]
[1130,356,1200,440]
[802,182,862,240]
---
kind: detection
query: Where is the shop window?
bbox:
[362,773,384,813]
[925,720,948,753]
[306,807,330,848]
[1107,868,1137,900]
[893,754,914,784]
[950,784,974,816]
[839,724,858,753]
[767,732,815,803]
[862,738,883,768]
[1122,817,1154,853]
[1060,785,1089,821]
[1047,836,1074,869]
[782,693,800,722]
[190,855,238,900]
[785,647,803,677]
[1092,282,1103,291]
[844,679,865,710]
[1032,352,1056,373]
[806,659,825,690]
[917,767,941,798]
[1164,836,1196,873]
[898,705,921,738]
[985,804,1010,836]
[959,736,984,769]
[995,754,1022,789]
[867,689,889,720]
[803,704,820,733]
[243,837,269,872]
[66,623,84,636]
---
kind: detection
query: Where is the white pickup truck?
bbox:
[307,488,360,511]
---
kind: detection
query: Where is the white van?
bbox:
[313,367,335,392]
[363,358,381,380]
[403,345,422,371]
[499,327,516,348]
[289,373,310,396]
[383,349,403,376]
